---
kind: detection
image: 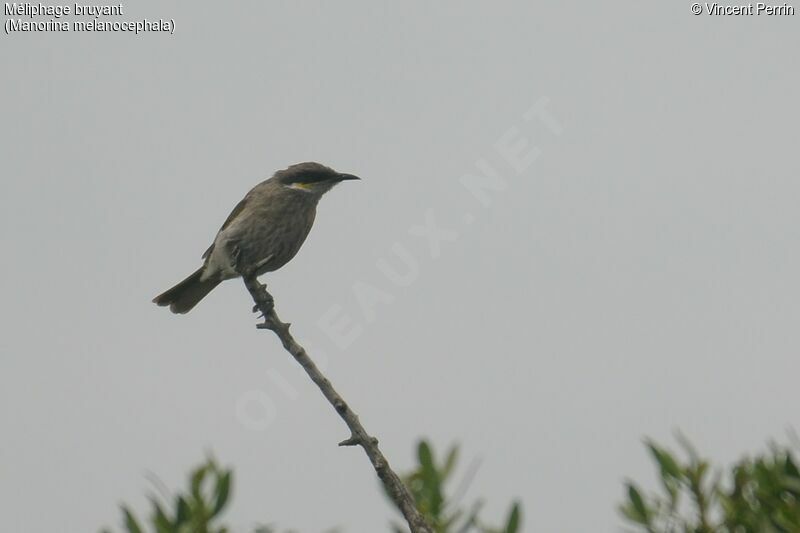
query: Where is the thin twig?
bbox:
[243,276,433,533]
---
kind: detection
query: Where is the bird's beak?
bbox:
[337,173,361,181]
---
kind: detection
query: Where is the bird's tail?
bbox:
[152,267,221,314]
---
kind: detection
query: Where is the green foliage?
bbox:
[104,442,521,533]
[620,436,800,532]
[387,440,522,533]
[104,458,234,533]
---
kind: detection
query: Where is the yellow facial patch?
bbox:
[288,182,314,191]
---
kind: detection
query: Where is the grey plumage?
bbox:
[153,162,360,314]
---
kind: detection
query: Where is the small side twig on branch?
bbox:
[243,276,433,533]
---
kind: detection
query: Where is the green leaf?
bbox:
[213,470,232,516]
[625,483,650,524]
[646,441,682,479]
[504,502,521,533]
[190,464,208,501]
[785,454,800,478]
[122,506,144,533]
[175,495,190,525]
[442,445,459,480]
[416,440,444,518]
[148,496,172,532]
[418,441,436,476]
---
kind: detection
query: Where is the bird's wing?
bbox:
[202,195,250,259]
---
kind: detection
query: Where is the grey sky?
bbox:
[1,2,798,532]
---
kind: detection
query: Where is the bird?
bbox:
[153,162,360,314]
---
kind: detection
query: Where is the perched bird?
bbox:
[153,162,360,314]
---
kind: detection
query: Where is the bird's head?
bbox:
[274,162,360,196]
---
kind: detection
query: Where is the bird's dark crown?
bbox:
[275,162,340,184]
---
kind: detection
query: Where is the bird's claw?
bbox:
[252,297,275,317]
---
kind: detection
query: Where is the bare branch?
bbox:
[243,276,433,533]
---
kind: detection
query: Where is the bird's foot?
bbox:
[252,293,274,317]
